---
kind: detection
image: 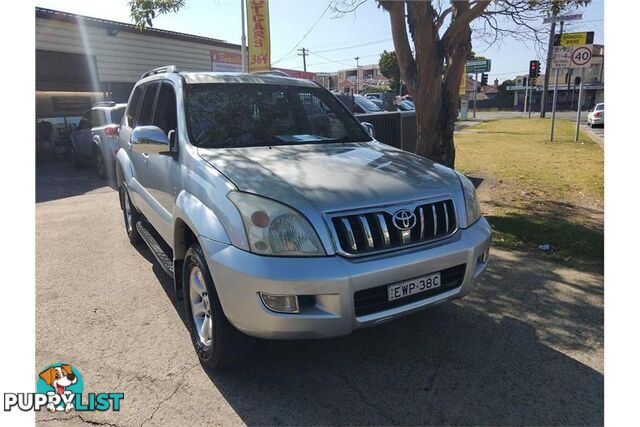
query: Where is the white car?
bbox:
[587,103,604,127]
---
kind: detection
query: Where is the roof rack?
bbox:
[93,101,117,107]
[141,65,178,79]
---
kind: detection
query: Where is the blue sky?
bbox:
[35,0,604,82]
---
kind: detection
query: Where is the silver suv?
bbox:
[116,66,491,369]
[70,102,126,180]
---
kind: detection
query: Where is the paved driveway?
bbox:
[36,163,603,426]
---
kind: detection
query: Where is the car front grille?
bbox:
[354,264,466,317]
[329,199,457,256]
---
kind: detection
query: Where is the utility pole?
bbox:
[354,56,360,94]
[550,20,564,142]
[240,0,247,73]
[540,8,558,118]
[297,48,309,72]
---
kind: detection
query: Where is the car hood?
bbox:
[198,142,460,213]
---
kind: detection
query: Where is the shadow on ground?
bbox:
[138,239,603,426]
[36,160,115,203]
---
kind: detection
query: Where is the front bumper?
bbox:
[202,216,492,339]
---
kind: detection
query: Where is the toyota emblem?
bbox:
[392,209,417,230]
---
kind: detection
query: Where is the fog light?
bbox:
[259,293,299,313]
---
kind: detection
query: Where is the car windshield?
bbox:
[354,95,383,113]
[185,83,372,148]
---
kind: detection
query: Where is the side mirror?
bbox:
[361,122,375,138]
[131,126,170,154]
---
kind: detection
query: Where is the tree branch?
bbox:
[379,0,417,93]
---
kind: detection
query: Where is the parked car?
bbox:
[116,66,491,369]
[587,103,604,127]
[70,102,126,180]
[369,98,385,111]
[353,94,384,114]
[365,92,384,101]
[396,99,415,111]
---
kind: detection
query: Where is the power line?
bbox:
[313,38,392,54]
[272,4,330,65]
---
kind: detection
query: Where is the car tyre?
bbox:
[183,243,248,370]
[70,147,82,168]
[121,186,142,244]
[95,148,106,179]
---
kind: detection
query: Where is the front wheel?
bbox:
[183,243,247,370]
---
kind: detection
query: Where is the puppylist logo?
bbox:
[4,363,123,412]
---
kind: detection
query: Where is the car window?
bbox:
[77,111,92,130]
[110,108,125,125]
[185,83,371,148]
[91,110,106,127]
[354,95,382,113]
[126,86,143,127]
[137,82,160,127]
[595,104,604,111]
[152,83,178,136]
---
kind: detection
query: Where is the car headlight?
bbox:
[456,172,481,227]
[228,192,325,256]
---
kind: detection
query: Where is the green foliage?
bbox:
[378,50,400,93]
[467,50,487,61]
[497,79,515,101]
[129,0,186,29]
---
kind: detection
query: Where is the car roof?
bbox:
[178,72,318,88]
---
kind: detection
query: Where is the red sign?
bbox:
[273,68,316,80]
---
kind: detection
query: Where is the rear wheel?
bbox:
[183,243,247,370]
[95,148,106,179]
[121,186,141,244]
[70,147,82,168]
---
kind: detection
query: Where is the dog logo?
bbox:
[392,209,417,231]
[37,363,84,412]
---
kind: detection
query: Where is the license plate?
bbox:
[387,272,441,301]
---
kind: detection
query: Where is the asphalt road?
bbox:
[36,162,603,426]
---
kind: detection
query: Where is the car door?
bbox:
[125,81,160,222]
[72,111,93,158]
[138,81,181,241]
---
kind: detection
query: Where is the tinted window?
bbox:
[126,86,143,127]
[77,111,92,130]
[91,110,106,127]
[185,83,371,148]
[594,104,604,111]
[110,108,125,125]
[137,82,160,127]
[153,83,177,135]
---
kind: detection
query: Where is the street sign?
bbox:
[570,45,592,68]
[554,31,594,47]
[551,44,592,69]
[543,13,582,24]
[465,59,491,73]
[552,46,572,68]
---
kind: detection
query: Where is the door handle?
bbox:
[142,153,149,163]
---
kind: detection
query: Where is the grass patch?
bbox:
[455,118,604,273]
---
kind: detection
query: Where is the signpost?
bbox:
[465,59,491,119]
[543,13,582,24]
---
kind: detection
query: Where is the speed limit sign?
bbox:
[570,45,592,68]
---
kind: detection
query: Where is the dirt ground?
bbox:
[36,162,603,426]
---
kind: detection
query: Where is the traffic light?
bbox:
[481,73,488,86]
[522,76,527,87]
[574,76,582,85]
[529,60,540,78]
[565,73,570,84]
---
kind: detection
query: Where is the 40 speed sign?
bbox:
[571,45,592,68]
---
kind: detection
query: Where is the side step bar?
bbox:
[136,221,175,278]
